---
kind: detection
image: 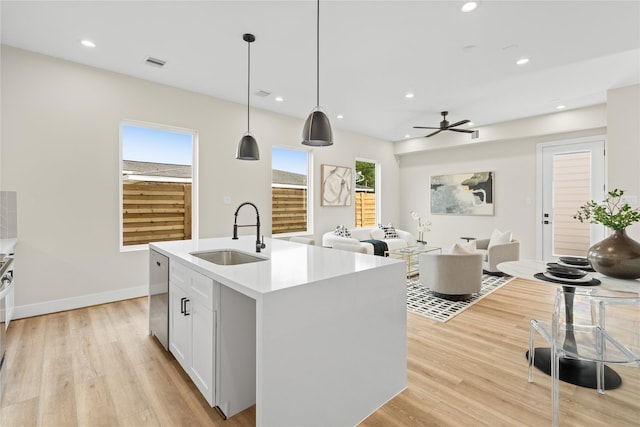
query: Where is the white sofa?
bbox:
[322,226,416,255]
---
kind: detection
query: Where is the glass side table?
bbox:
[386,246,442,278]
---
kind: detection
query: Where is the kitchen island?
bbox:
[150,236,407,427]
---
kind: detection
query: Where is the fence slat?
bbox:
[123,181,192,246]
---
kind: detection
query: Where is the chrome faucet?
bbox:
[232,202,266,253]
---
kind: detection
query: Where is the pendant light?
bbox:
[302,0,333,146]
[236,33,260,160]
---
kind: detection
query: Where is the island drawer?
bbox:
[170,261,215,311]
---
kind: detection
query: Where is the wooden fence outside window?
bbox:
[123,183,376,243]
[123,181,192,246]
[355,192,376,227]
[272,187,307,234]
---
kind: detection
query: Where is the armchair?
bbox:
[419,252,483,300]
[476,237,520,274]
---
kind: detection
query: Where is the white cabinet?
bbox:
[169,261,219,406]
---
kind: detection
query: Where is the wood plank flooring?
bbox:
[1,278,638,426]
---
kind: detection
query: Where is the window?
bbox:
[272,147,311,235]
[355,159,378,227]
[120,121,196,249]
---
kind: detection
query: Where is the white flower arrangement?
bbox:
[409,210,431,244]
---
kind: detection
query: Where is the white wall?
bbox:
[396,84,640,256]
[607,84,640,240]
[0,46,399,316]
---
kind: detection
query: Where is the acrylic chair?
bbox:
[528,287,640,426]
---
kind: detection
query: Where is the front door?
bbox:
[538,136,606,261]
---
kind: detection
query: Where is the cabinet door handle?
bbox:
[184,298,190,316]
[180,297,186,314]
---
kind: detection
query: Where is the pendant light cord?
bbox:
[247,38,251,132]
[316,0,320,107]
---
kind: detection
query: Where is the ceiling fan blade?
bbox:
[449,128,475,134]
[413,126,440,129]
[425,130,442,138]
[448,119,470,128]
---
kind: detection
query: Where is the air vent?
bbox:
[145,56,166,68]
[254,90,271,98]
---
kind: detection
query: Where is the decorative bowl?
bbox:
[559,256,590,266]
[546,265,588,279]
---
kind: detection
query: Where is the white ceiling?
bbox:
[2,1,639,142]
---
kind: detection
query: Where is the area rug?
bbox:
[406,274,514,322]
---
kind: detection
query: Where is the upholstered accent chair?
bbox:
[419,252,483,300]
[475,230,520,274]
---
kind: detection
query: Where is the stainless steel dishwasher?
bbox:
[149,249,169,350]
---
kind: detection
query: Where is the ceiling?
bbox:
[2,1,639,142]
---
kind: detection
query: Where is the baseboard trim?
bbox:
[13,285,148,319]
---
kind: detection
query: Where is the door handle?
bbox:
[184,299,191,316]
[180,297,186,314]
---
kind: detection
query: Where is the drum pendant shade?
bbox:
[236,132,259,160]
[302,108,333,146]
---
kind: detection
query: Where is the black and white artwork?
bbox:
[430,171,494,215]
[321,164,352,206]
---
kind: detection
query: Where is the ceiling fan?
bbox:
[413,111,475,138]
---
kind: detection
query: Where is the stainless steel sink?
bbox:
[189,250,267,266]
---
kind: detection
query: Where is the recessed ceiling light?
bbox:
[405,93,415,99]
[461,2,478,12]
[337,114,344,119]
[556,104,566,110]
[467,122,475,127]
[81,40,96,48]
[404,134,411,138]
[516,58,530,66]
[275,96,284,102]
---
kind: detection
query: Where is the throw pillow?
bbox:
[488,229,512,247]
[462,239,476,252]
[450,242,476,255]
[334,225,351,238]
[378,223,399,239]
[371,228,385,240]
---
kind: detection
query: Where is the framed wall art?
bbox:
[430,171,494,215]
[321,164,352,206]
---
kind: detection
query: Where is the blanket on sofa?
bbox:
[361,239,388,256]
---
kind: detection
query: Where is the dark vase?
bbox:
[587,229,640,279]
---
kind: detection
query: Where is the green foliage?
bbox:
[355,160,376,192]
[574,189,640,230]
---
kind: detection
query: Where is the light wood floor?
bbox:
[1,278,638,426]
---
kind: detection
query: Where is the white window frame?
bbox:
[119,119,199,252]
[355,157,380,225]
[271,146,313,237]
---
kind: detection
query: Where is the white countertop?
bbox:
[150,236,404,299]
